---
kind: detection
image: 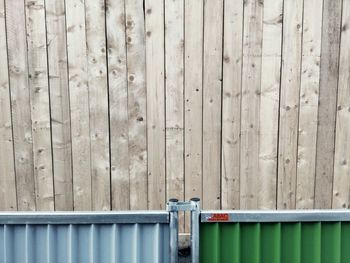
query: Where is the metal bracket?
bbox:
[166,198,200,263]
[166,200,198,212]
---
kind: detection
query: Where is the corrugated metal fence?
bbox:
[200,211,350,263]
[200,222,350,263]
[0,0,350,226]
[0,212,170,263]
[2,203,350,263]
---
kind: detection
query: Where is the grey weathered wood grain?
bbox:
[106,0,130,210]
[184,0,203,230]
[165,0,185,230]
[145,0,166,210]
[65,0,92,210]
[5,0,36,211]
[296,0,323,209]
[125,0,148,210]
[202,0,224,210]
[0,0,17,211]
[221,0,243,210]
[46,0,73,211]
[25,0,54,211]
[85,0,110,211]
[315,0,342,209]
[240,0,263,209]
[258,0,283,209]
[277,0,303,209]
[332,0,350,209]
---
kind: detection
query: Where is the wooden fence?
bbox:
[0,0,349,219]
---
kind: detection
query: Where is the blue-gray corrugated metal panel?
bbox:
[0,223,169,263]
[0,211,169,224]
[0,212,170,263]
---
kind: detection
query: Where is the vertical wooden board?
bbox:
[65,0,92,210]
[25,0,54,211]
[165,0,184,229]
[315,0,342,209]
[221,0,243,210]
[258,0,283,209]
[240,0,263,209]
[106,0,130,210]
[184,0,203,229]
[5,0,36,211]
[296,0,323,209]
[0,0,17,211]
[125,0,147,210]
[145,0,165,210]
[202,0,223,210]
[333,0,350,209]
[277,0,303,210]
[46,0,73,211]
[85,0,110,211]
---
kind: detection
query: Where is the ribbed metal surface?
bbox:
[0,223,170,263]
[0,211,169,224]
[201,210,350,222]
[200,222,350,263]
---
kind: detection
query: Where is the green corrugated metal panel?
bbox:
[200,222,350,263]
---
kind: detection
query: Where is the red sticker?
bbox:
[207,213,230,222]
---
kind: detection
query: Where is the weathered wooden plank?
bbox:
[258,0,283,209]
[46,0,73,211]
[0,0,17,211]
[125,0,148,210]
[221,0,243,210]
[106,0,130,210]
[277,0,303,210]
[165,0,184,229]
[315,0,342,208]
[25,0,54,211]
[332,0,350,209]
[145,0,165,210]
[202,0,223,210]
[314,0,342,209]
[85,0,110,211]
[296,0,323,209]
[5,0,36,211]
[65,0,92,210]
[184,0,203,229]
[240,0,263,209]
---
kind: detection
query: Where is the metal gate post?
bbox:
[167,198,201,263]
[190,198,200,263]
[167,199,179,263]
